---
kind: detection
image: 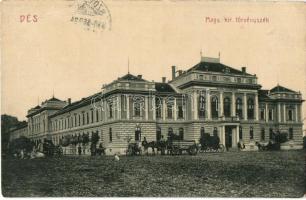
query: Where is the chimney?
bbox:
[162,77,166,83]
[67,98,71,105]
[137,75,142,79]
[171,66,176,80]
[178,70,183,76]
[241,67,246,74]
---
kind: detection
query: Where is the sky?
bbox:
[1,1,306,129]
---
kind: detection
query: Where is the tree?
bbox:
[1,114,20,155]
[9,136,34,155]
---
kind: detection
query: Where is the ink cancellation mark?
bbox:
[71,0,112,32]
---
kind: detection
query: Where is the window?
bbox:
[91,109,94,123]
[211,96,219,119]
[156,127,161,141]
[156,98,162,118]
[223,97,231,117]
[268,109,273,121]
[213,127,218,136]
[212,76,217,81]
[109,104,113,118]
[269,128,274,140]
[198,95,206,118]
[167,104,173,119]
[178,105,183,119]
[237,77,241,83]
[247,98,254,119]
[134,101,141,117]
[236,98,243,119]
[260,109,265,120]
[109,128,112,142]
[199,74,204,80]
[249,127,254,140]
[239,126,243,140]
[200,127,205,138]
[96,109,99,122]
[288,110,293,121]
[261,128,265,141]
[82,112,85,125]
[179,128,184,140]
[87,112,89,124]
[78,114,81,126]
[289,128,293,140]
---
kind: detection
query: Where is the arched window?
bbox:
[236,98,243,119]
[211,96,219,119]
[224,97,231,117]
[167,104,173,119]
[200,127,205,138]
[156,126,161,141]
[155,98,162,118]
[198,95,206,118]
[261,128,265,141]
[250,127,254,140]
[289,128,293,140]
[134,102,141,117]
[179,128,184,140]
[247,98,254,119]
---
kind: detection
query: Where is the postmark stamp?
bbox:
[70,0,112,32]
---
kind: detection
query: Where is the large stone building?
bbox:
[10,56,304,154]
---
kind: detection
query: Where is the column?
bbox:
[126,95,130,119]
[174,97,177,120]
[265,103,268,122]
[193,90,198,120]
[283,104,286,123]
[162,98,166,120]
[255,93,259,120]
[295,104,298,122]
[207,90,211,120]
[152,95,156,120]
[117,95,121,120]
[243,93,247,120]
[236,125,240,144]
[219,91,224,117]
[231,92,236,117]
[145,96,149,120]
[277,103,281,122]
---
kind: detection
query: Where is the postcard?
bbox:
[1,0,305,197]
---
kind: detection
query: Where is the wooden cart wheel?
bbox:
[188,146,198,155]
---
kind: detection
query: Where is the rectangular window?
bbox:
[91,110,94,123]
[260,109,265,120]
[109,128,112,142]
[167,105,173,119]
[268,109,273,121]
[82,113,85,125]
[288,110,293,121]
[87,112,89,124]
[199,74,204,80]
[261,128,265,141]
[109,104,113,118]
[96,109,99,122]
[178,105,183,118]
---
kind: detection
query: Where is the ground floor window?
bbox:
[249,127,254,140]
[179,128,184,140]
[289,128,293,140]
[269,128,274,140]
[261,128,265,141]
[109,128,112,142]
[156,127,161,141]
[239,126,243,140]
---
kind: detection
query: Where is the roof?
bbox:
[155,82,176,93]
[47,97,62,102]
[50,92,102,118]
[118,73,147,82]
[10,121,28,132]
[270,85,296,93]
[187,61,252,76]
[33,105,41,109]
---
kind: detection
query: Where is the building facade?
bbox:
[10,56,304,154]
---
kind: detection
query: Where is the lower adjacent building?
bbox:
[10,55,304,154]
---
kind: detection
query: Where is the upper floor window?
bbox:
[198,95,206,118]
[260,109,265,120]
[155,98,162,118]
[223,97,231,117]
[178,105,184,119]
[237,77,242,83]
[199,74,204,80]
[109,104,113,118]
[268,109,273,121]
[91,109,94,123]
[96,109,99,122]
[212,76,217,81]
[82,112,85,125]
[211,96,219,119]
[86,112,89,124]
[288,109,293,121]
[236,98,243,119]
[247,98,254,119]
[134,101,141,117]
[167,104,173,119]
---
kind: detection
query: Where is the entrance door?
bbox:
[225,126,232,149]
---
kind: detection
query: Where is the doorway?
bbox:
[225,126,233,150]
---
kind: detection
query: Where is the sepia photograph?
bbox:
[1,0,305,197]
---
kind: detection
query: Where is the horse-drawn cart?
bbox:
[168,140,198,155]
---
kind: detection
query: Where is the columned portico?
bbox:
[220,124,240,150]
